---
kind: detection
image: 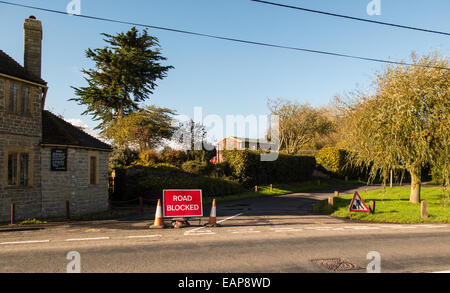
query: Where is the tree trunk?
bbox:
[390,169,393,188]
[410,169,421,204]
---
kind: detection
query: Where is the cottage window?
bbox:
[7,152,30,186]
[89,156,97,185]
[20,86,30,114]
[8,82,18,113]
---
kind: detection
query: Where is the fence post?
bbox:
[66,200,71,220]
[270,184,273,192]
[139,197,144,213]
[328,196,334,210]
[10,203,15,225]
[369,201,376,214]
[255,185,258,193]
[334,191,339,197]
[421,200,428,219]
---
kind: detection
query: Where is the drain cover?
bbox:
[311,258,362,272]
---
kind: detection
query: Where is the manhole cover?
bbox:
[311,258,362,272]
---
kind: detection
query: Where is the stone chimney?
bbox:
[23,16,42,80]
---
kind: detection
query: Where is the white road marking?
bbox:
[0,240,50,245]
[380,225,417,229]
[418,225,447,229]
[185,232,217,236]
[273,229,303,232]
[343,226,381,230]
[65,237,110,242]
[305,227,334,230]
[217,213,245,224]
[432,270,450,273]
[184,212,244,235]
[232,230,261,234]
[126,235,162,239]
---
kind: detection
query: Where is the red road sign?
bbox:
[163,189,203,218]
[349,191,370,213]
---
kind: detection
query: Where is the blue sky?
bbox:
[1,0,449,141]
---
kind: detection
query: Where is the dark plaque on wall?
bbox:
[51,148,68,171]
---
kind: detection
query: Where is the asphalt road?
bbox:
[0,185,449,273]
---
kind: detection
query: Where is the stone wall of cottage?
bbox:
[40,147,109,218]
[0,77,43,136]
[0,77,43,223]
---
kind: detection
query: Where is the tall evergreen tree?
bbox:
[71,27,173,130]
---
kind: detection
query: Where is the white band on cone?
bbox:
[210,206,216,218]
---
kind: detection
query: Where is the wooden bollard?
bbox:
[328,196,334,210]
[255,185,258,193]
[139,197,144,213]
[334,191,339,197]
[270,184,273,192]
[421,200,428,219]
[66,200,71,220]
[10,203,15,225]
[369,201,376,214]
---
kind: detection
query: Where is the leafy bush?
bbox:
[187,150,216,162]
[160,147,188,165]
[316,147,367,179]
[182,160,210,175]
[152,162,180,170]
[109,146,139,170]
[112,165,242,201]
[223,150,315,186]
[316,147,347,175]
[136,149,160,166]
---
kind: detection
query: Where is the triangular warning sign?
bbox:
[349,192,370,213]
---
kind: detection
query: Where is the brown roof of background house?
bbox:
[0,50,47,85]
[42,110,111,151]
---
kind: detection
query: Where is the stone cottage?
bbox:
[0,16,111,222]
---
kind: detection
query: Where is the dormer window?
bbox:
[6,80,32,115]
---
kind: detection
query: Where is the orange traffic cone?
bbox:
[205,199,220,227]
[149,199,165,229]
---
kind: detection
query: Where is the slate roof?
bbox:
[42,110,111,151]
[0,50,47,85]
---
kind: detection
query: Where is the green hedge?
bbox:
[316,147,368,179]
[112,165,242,201]
[223,150,315,186]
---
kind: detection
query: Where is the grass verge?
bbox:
[313,186,450,223]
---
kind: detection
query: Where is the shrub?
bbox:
[152,162,180,170]
[136,149,160,166]
[160,147,188,165]
[316,147,347,175]
[223,150,315,186]
[109,146,139,170]
[316,147,368,179]
[182,160,210,175]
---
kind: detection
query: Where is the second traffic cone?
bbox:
[205,199,220,227]
[149,199,165,229]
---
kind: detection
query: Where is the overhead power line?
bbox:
[250,0,450,36]
[0,1,448,70]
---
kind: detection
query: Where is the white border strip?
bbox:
[126,235,162,239]
[0,240,50,245]
[65,237,110,242]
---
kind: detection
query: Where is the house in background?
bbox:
[0,16,111,222]
[215,136,276,163]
